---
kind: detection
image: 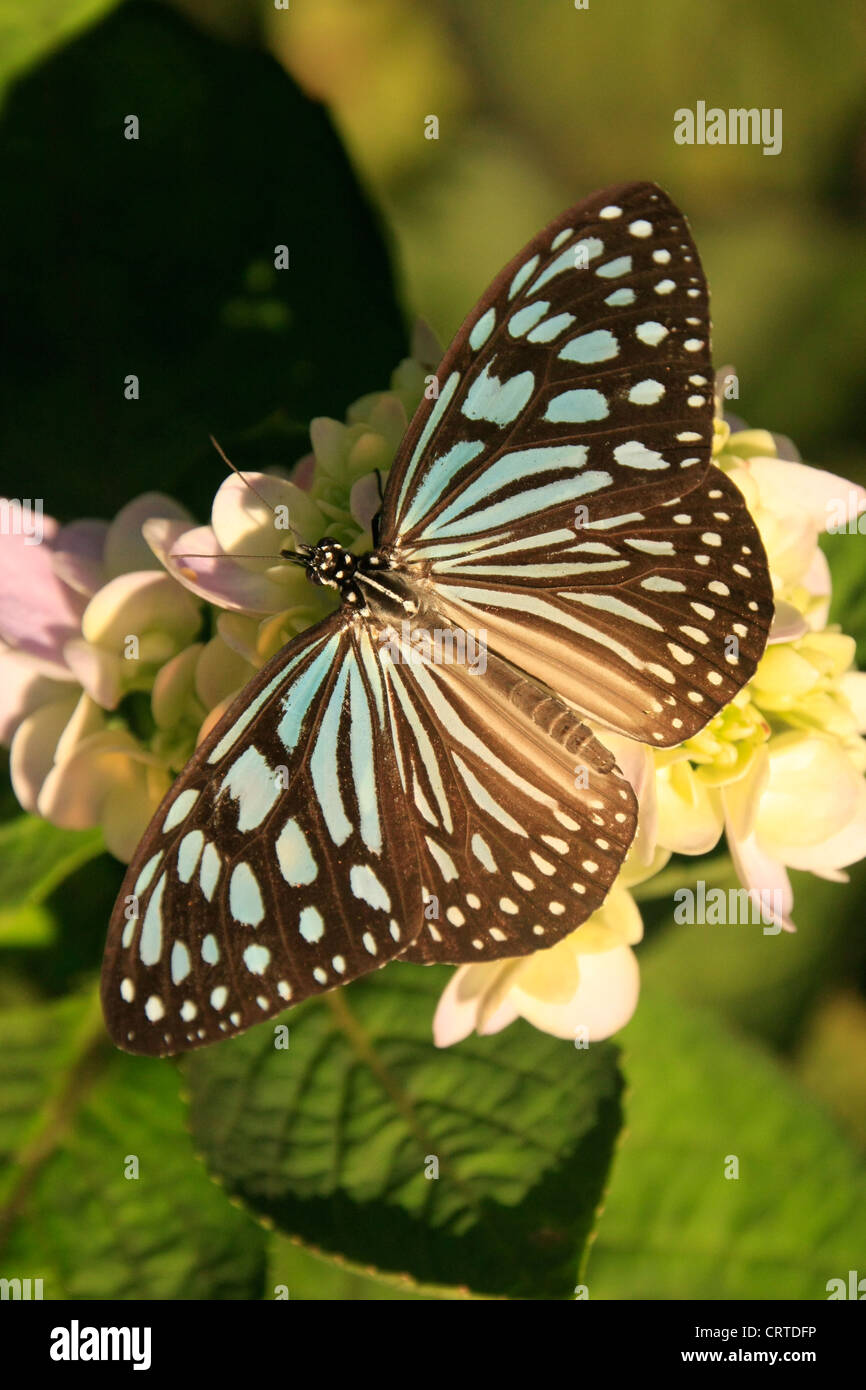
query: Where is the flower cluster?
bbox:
[2,332,864,1045]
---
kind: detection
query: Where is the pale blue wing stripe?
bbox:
[309,657,353,846]
[428,444,589,531]
[275,634,341,756]
[349,657,382,854]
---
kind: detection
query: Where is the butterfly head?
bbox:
[301,537,360,591]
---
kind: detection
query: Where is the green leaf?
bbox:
[586,989,866,1300]
[0,817,104,947]
[639,860,866,1050]
[826,529,866,664]
[185,965,623,1300]
[0,991,266,1298]
[0,817,103,916]
[0,0,406,522]
[266,1232,452,1301]
[0,0,118,99]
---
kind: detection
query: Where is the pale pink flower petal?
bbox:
[600,731,658,867]
[52,519,109,596]
[0,515,85,675]
[726,829,795,933]
[145,520,291,614]
[802,548,832,628]
[475,995,522,1036]
[769,599,808,644]
[349,473,383,532]
[103,492,194,579]
[291,452,316,491]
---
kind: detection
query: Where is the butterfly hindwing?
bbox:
[425,468,773,745]
[101,617,426,1055]
[370,618,638,963]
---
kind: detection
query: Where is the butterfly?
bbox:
[102,181,773,1055]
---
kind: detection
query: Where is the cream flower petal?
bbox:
[756,733,866,862]
[839,672,866,733]
[515,938,581,1003]
[210,472,324,559]
[215,611,266,665]
[101,767,172,862]
[81,570,201,648]
[748,456,866,534]
[196,693,239,746]
[37,729,165,833]
[309,417,348,475]
[779,789,866,874]
[721,747,769,843]
[432,962,505,1047]
[655,761,724,854]
[151,644,204,729]
[512,944,640,1042]
[9,695,78,812]
[63,639,123,709]
[194,636,256,711]
[54,691,105,765]
[0,648,70,743]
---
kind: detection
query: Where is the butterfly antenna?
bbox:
[208,434,308,555]
[209,434,278,515]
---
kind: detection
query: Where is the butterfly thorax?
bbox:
[300,536,414,621]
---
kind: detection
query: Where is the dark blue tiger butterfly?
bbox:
[102,182,773,1055]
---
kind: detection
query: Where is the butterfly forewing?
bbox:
[382,182,715,553]
[377,180,773,744]
[102,618,426,1055]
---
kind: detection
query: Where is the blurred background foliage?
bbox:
[0,0,864,1300]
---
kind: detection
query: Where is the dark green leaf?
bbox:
[0,0,406,521]
[0,991,266,1298]
[185,965,623,1300]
